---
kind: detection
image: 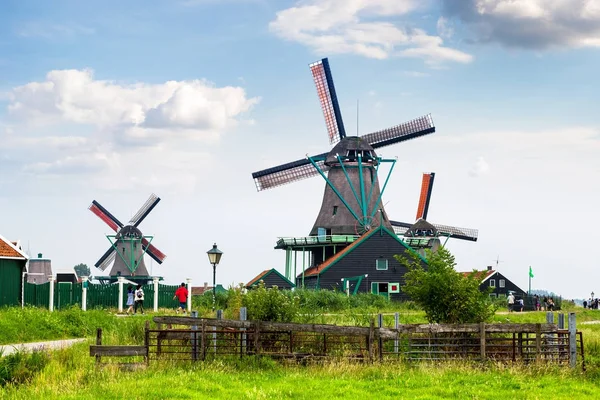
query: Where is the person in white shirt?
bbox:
[507,293,515,312]
[134,285,145,314]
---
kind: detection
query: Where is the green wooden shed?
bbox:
[0,234,29,307]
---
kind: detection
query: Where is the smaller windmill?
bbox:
[89,194,166,281]
[390,173,478,252]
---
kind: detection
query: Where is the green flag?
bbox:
[529,266,534,278]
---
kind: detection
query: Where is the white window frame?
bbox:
[490,279,496,288]
[376,259,388,271]
[499,279,505,288]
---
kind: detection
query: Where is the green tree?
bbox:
[73,263,90,277]
[395,247,496,324]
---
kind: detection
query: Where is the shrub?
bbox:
[243,283,298,322]
[396,247,497,324]
[0,350,49,386]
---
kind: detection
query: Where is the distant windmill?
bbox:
[251,58,435,236]
[89,194,166,280]
[390,172,478,252]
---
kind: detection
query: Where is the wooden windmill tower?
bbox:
[251,58,436,273]
[89,194,166,283]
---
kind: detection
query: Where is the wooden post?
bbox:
[254,321,261,356]
[81,277,88,311]
[558,313,565,330]
[479,322,486,361]
[95,328,103,364]
[49,277,55,312]
[240,307,247,358]
[394,312,399,356]
[117,276,124,313]
[144,320,150,365]
[201,319,206,361]
[153,277,159,312]
[569,312,577,368]
[368,318,375,363]
[378,313,384,362]
[535,323,542,363]
[191,310,198,361]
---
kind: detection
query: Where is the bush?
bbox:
[243,283,298,322]
[396,247,497,324]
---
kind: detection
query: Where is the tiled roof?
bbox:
[460,269,495,282]
[246,270,271,287]
[301,231,373,278]
[0,234,28,260]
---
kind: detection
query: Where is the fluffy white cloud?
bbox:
[269,0,473,65]
[468,156,490,177]
[441,0,600,49]
[8,69,259,137]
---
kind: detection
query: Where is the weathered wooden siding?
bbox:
[256,272,294,290]
[0,259,25,306]
[482,271,526,297]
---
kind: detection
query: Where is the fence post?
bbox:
[48,277,55,312]
[558,313,565,330]
[144,320,150,366]
[214,309,222,354]
[394,312,399,355]
[535,323,542,362]
[96,328,103,364]
[368,318,375,363]
[546,312,554,324]
[569,312,577,368]
[81,276,88,311]
[480,322,486,361]
[117,276,124,313]
[378,313,384,362]
[191,310,198,361]
[186,278,192,314]
[240,307,247,357]
[153,277,159,312]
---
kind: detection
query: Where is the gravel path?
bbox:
[0,338,86,356]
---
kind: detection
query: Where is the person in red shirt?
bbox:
[173,282,189,314]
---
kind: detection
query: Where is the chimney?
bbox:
[487,266,492,271]
[203,282,208,290]
[38,253,42,258]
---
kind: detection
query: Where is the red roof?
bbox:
[246,270,271,287]
[0,235,27,259]
[302,232,372,278]
[460,269,495,282]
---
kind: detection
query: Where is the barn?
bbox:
[246,268,295,290]
[0,234,29,306]
[296,226,426,301]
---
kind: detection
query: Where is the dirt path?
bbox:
[0,338,86,357]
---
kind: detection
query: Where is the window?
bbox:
[489,279,496,288]
[499,279,505,288]
[332,206,338,216]
[376,259,388,270]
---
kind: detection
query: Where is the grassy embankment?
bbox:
[1,304,600,399]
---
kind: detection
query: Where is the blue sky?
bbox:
[1,0,599,299]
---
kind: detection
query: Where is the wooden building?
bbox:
[461,266,526,298]
[0,234,29,306]
[296,226,426,301]
[246,268,295,290]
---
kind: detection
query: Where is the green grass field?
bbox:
[1,306,600,399]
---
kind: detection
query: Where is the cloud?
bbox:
[269,0,474,65]
[1,69,259,192]
[7,69,260,142]
[16,22,95,39]
[403,70,430,77]
[441,0,600,49]
[468,156,490,177]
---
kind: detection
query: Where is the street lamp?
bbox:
[206,243,223,309]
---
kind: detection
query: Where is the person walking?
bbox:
[173,282,189,314]
[134,284,145,314]
[507,292,515,312]
[126,285,135,315]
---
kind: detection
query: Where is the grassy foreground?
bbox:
[1,343,599,400]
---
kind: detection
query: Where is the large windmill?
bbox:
[252,58,435,239]
[390,172,478,252]
[89,194,166,282]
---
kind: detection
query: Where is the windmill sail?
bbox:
[361,114,435,150]
[251,153,329,191]
[310,58,346,145]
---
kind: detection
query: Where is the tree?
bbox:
[73,263,90,277]
[395,247,497,324]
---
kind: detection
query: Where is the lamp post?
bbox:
[206,243,223,310]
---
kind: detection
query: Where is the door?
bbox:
[371,282,389,299]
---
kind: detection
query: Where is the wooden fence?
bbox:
[90,311,583,368]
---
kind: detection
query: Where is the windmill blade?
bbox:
[251,152,329,191]
[309,58,346,145]
[416,173,435,220]
[129,194,161,227]
[390,220,478,242]
[362,114,435,150]
[95,246,116,271]
[142,238,166,264]
[89,200,124,232]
